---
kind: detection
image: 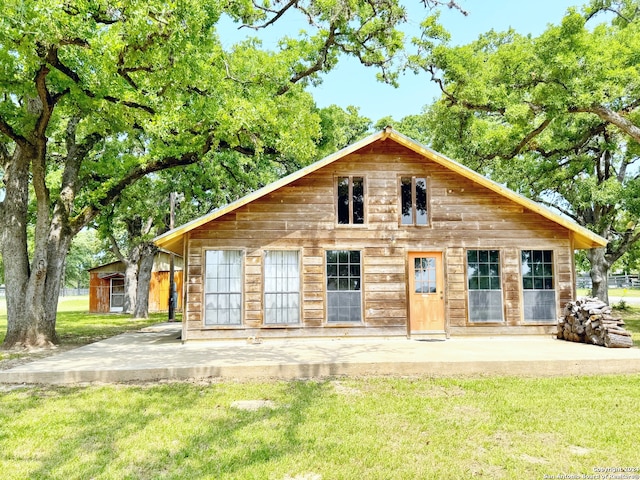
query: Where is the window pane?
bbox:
[352,177,364,224]
[265,251,300,324]
[337,177,350,224]
[521,250,554,292]
[523,290,556,322]
[415,178,428,225]
[327,250,362,322]
[401,177,413,225]
[204,250,242,326]
[469,291,504,322]
[468,250,503,321]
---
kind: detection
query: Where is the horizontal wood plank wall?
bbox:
[185,141,573,339]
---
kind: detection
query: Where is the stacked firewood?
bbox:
[557,297,634,348]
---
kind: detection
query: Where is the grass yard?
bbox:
[1,296,640,479]
[1,376,640,479]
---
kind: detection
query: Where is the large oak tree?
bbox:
[403,0,640,303]
[0,0,461,348]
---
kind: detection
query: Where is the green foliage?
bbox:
[316,105,372,157]
[64,229,107,288]
[1,0,420,226]
[406,0,640,271]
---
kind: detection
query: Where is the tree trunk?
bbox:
[1,146,35,348]
[587,247,610,305]
[1,142,78,348]
[133,243,158,319]
[122,260,138,315]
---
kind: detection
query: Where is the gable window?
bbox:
[264,250,300,325]
[204,250,243,326]
[337,176,365,224]
[522,250,556,322]
[326,250,362,322]
[467,250,504,322]
[400,176,428,225]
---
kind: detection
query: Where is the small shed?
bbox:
[88,251,184,313]
[154,127,607,342]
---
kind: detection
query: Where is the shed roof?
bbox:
[154,127,607,253]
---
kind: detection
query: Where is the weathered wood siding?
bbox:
[89,270,183,313]
[89,273,112,313]
[184,141,574,339]
[149,271,184,312]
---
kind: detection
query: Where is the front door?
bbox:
[408,252,445,334]
[110,278,125,312]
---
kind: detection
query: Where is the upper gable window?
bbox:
[337,176,365,225]
[400,176,428,226]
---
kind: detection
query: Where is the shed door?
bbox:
[408,252,445,334]
[110,278,125,312]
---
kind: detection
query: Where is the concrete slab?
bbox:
[1,323,640,385]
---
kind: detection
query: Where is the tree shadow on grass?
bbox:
[1,380,330,479]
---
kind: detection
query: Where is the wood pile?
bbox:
[557,297,633,348]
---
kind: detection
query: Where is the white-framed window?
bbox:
[264,250,300,325]
[204,250,243,326]
[467,249,504,322]
[522,250,556,322]
[326,250,362,322]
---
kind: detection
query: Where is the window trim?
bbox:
[465,249,505,324]
[521,249,557,323]
[263,249,302,326]
[398,175,430,227]
[325,249,363,324]
[335,175,367,226]
[202,248,245,328]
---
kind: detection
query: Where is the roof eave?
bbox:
[385,129,608,250]
[154,130,386,252]
[154,127,608,253]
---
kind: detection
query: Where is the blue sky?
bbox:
[308,0,581,121]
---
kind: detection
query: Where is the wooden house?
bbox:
[88,251,184,313]
[154,128,606,341]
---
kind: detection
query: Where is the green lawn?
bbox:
[577,287,640,298]
[1,296,640,479]
[1,376,639,479]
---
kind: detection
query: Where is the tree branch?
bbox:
[108,233,126,263]
[506,117,552,159]
[428,66,506,114]
[242,0,299,30]
[570,104,640,143]
[279,24,337,95]
[0,118,29,147]
[43,41,156,115]
[607,229,640,265]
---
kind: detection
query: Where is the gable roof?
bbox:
[154,127,607,254]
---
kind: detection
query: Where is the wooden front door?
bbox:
[408,252,445,334]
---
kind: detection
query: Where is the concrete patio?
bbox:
[1,323,640,385]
